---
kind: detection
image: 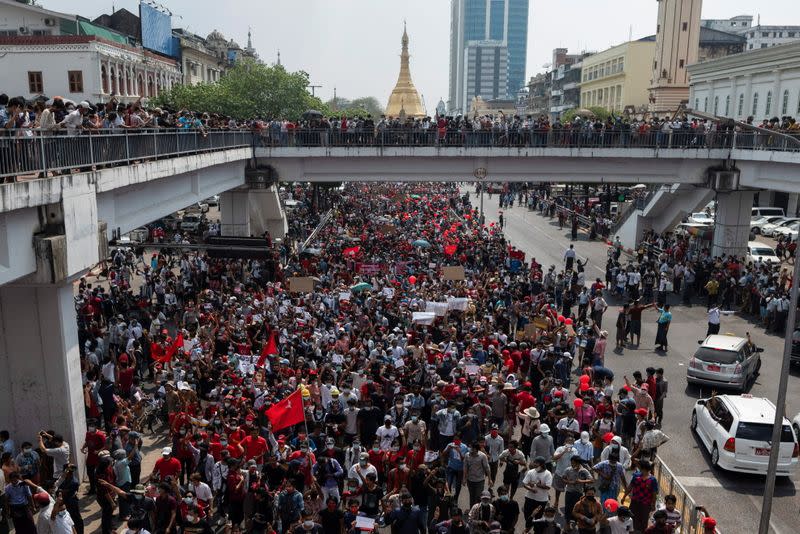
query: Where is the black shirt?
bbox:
[319,507,344,533]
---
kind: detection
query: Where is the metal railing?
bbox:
[652,455,720,534]
[0,129,251,181]
[255,127,800,152]
[298,208,333,254]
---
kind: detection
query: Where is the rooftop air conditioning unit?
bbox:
[18,26,29,34]
[44,18,56,27]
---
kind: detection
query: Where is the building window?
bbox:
[761,43,768,48]
[703,97,708,112]
[653,60,657,71]
[657,24,660,33]
[782,90,789,114]
[695,98,700,110]
[714,96,719,115]
[618,58,624,72]
[789,32,797,38]
[68,71,83,93]
[682,22,688,31]
[749,44,753,50]
[762,32,769,37]
[752,92,759,116]
[27,71,43,94]
[738,93,744,116]
[679,59,685,68]
[725,95,730,116]
[31,29,50,36]
[765,91,772,115]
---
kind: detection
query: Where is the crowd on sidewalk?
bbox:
[0,182,727,534]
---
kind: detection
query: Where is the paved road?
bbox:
[469,189,800,534]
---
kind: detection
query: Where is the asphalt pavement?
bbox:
[469,188,800,534]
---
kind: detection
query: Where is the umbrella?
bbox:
[302,109,323,120]
[350,282,373,292]
[409,194,422,199]
[412,239,431,248]
[631,184,647,190]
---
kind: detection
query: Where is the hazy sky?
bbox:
[43,0,796,110]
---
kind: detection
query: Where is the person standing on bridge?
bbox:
[498,211,504,229]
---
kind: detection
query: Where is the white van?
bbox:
[752,207,785,218]
[691,394,798,476]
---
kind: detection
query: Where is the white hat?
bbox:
[162,447,172,456]
[539,424,550,434]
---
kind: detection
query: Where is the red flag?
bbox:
[150,333,183,364]
[444,245,457,256]
[257,332,278,367]
[265,390,305,431]
[343,246,360,257]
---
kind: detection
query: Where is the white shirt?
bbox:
[101,361,115,383]
[608,515,634,534]
[522,468,552,501]
[708,308,721,325]
[189,481,213,503]
[44,443,70,477]
[375,425,400,450]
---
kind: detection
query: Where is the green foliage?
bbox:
[152,59,328,120]
[561,106,612,123]
[324,95,384,118]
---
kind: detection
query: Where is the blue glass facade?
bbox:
[449,0,528,111]
[506,0,529,97]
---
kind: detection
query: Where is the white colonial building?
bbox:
[0,34,181,104]
[688,40,800,121]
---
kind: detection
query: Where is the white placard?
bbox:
[412,312,437,325]
[339,292,352,301]
[393,358,405,368]
[355,516,375,531]
[447,297,469,311]
[382,287,395,299]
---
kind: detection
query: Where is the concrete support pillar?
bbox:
[758,191,774,207]
[712,190,756,258]
[0,282,86,475]
[220,190,252,236]
[787,193,799,218]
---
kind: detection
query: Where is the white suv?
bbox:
[691,394,799,476]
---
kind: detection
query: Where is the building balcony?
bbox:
[562,82,579,91]
[550,89,564,97]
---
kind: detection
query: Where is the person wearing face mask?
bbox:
[467,490,495,534]
[483,424,504,486]
[572,486,604,534]
[463,442,491,508]
[313,456,344,503]
[530,505,561,534]
[402,411,427,449]
[347,452,377,488]
[376,416,400,452]
[318,496,345,533]
[491,485,519,532]
[390,398,409,427]
[14,442,40,484]
[42,491,76,534]
[522,456,552,528]
[432,506,468,534]
[443,435,469,501]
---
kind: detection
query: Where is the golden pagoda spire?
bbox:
[386,23,425,119]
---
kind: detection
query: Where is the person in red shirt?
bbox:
[151,447,182,482]
[116,353,135,398]
[208,434,223,462]
[515,384,536,413]
[81,420,106,495]
[240,428,268,465]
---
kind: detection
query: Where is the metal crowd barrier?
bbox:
[0,129,251,181]
[652,455,720,534]
[255,127,800,151]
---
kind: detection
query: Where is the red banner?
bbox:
[150,333,184,364]
[357,263,384,275]
[257,332,278,367]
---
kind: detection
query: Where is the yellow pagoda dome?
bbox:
[385,23,426,119]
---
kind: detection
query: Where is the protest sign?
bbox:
[442,266,466,281]
[288,277,315,293]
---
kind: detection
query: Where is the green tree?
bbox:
[560,106,612,123]
[324,95,384,118]
[153,59,328,120]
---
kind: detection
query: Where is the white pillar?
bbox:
[0,283,86,476]
[713,190,756,258]
[250,186,288,240]
[220,190,252,237]
[787,193,799,218]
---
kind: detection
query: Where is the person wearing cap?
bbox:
[381,490,426,534]
[698,511,717,534]
[467,489,495,534]
[644,509,673,534]
[58,100,88,135]
[621,459,659,533]
[522,456,552,527]
[151,447,181,482]
[347,451,378,487]
[530,424,554,467]
[376,415,401,451]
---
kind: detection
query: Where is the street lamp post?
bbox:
[758,254,800,534]
[474,167,487,223]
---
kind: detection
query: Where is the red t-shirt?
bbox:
[85,431,107,466]
[240,435,268,461]
[154,456,182,479]
[118,367,135,393]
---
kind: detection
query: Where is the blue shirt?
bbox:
[657,309,672,324]
[574,440,594,462]
[445,442,468,470]
[4,481,31,506]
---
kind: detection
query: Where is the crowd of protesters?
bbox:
[0,181,727,534]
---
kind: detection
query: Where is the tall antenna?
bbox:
[629,25,633,42]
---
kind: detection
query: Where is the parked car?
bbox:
[751,206,785,218]
[687,334,762,392]
[206,195,220,208]
[792,328,800,366]
[773,221,800,239]
[751,215,785,235]
[760,217,797,236]
[691,394,798,475]
[156,214,180,231]
[180,214,204,233]
[688,212,714,225]
[746,241,781,265]
[767,218,800,237]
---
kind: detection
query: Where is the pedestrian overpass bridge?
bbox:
[0,127,798,473]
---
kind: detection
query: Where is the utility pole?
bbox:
[758,254,800,534]
[307,84,322,98]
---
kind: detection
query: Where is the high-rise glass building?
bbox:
[448,0,529,113]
